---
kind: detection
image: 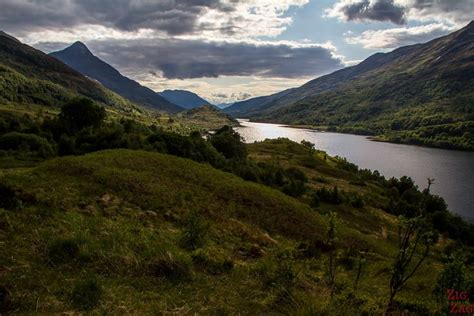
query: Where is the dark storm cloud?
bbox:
[413,0,472,12]
[83,38,344,79]
[412,0,474,23]
[341,0,406,24]
[0,0,235,35]
[330,0,473,25]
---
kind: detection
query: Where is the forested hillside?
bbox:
[226,22,474,150]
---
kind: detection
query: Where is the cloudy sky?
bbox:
[1,0,472,104]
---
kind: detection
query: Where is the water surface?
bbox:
[236,120,474,220]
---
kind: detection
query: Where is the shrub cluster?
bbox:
[71,277,102,310]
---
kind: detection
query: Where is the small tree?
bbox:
[354,250,366,290]
[180,211,209,250]
[210,126,247,160]
[386,179,437,315]
[59,98,106,133]
[300,140,316,154]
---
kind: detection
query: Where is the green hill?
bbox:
[226,22,474,150]
[1,142,473,314]
[178,104,240,130]
[0,32,141,115]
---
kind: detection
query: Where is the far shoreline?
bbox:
[236,118,474,153]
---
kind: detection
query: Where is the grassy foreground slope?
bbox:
[1,146,471,314]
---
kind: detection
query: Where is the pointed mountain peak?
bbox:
[65,41,93,55]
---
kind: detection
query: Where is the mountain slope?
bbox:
[231,22,474,150]
[159,89,211,109]
[50,42,183,113]
[0,32,139,113]
[224,88,296,117]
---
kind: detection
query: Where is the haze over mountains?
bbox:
[225,21,474,150]
[50,42,184,113]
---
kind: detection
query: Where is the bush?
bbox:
[147,131,224,166]
[316,186,344,204]
[210,125,247,160]
[59,98,106,133]
[433,255,467,311]
[149,251,192,281]
[58,134,75,156]
[0,183,21,210]
[285,167,307,183]
[71,277,102,310]
[0,132,54,157]
[350,194,365,209]
[191,249,233,275]
[282,180,306,197]
[180,211,209,250]
[47,238,80,264]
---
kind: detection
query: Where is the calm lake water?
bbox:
[235,120,474,221]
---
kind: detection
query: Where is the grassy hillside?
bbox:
[1,31,473,313]
[1,141,473,314]
[230,22,474,151]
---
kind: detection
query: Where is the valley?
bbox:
[0,14,473,315]
[225,22,474,151]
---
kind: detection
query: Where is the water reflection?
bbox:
[236,120,474,220]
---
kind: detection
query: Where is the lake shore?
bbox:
[236,120,474,220]
[242,119,474,152]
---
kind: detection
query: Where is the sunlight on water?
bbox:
[236,120,474,220]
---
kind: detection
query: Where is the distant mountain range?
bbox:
[225,21,474,150]
[50,42,183,113]
[0,32,138,113]
[158,89,211,109]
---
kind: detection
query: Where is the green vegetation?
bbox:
[71,277,102,310]
[1,98,473,314]
[237,23,474,151]
[177,104,239,130]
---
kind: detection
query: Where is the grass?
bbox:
[0,144,471,314]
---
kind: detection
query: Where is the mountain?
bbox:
[228,22,474,150]
[159,89,211,109]
[178,104,239,130]
[224,88,296,117]
[0,33,140,113]
[50,42,183,113]
[0,32,139,112]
